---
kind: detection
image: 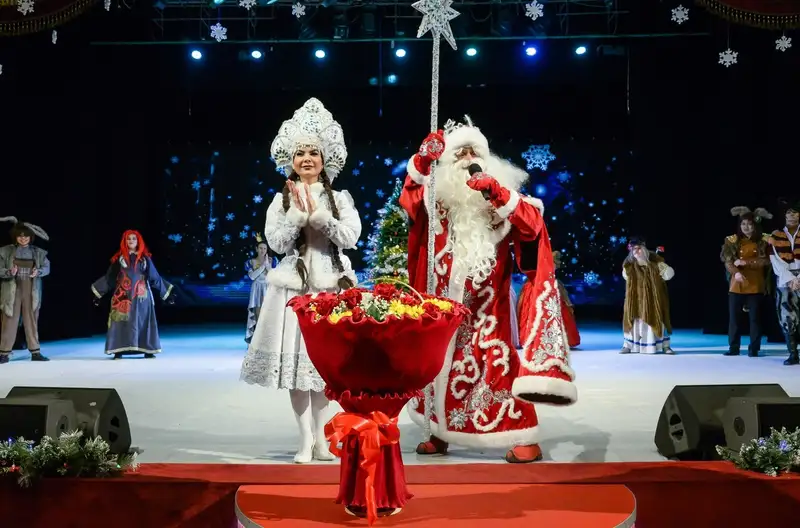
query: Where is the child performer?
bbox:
[91,230,174,359]
[620,238,675,354]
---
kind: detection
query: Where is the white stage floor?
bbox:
[0,323,796,466]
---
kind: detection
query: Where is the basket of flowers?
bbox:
[288,282,469,525]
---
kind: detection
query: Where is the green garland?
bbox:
[0,430,138,487]
[716,427,800,477]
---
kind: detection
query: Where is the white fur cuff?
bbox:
[495,190,521,220]
[285,206,309,228]
[522,196,545,215]
[406,155,429,186]
[512,375,578,406]
[308,207,333,230]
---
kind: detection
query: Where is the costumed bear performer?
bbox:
[240,98,362,463]
[401,116,577,464]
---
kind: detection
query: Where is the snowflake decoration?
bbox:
[525,1,544,21]
[352,168,360,176]
[104,0,110,10]
[210,23,228,43]
[670,5,689,25]
[51,30,57,45]
[239,0,256,9]
[522,144,556,171]
[583,271,599,286]
[253,195,262,204]
[291,2,305,18]
[383,158,393,166]
[205,247,214,256]
[412,0,460,51]
[225,213,235,220]
[239,231,248,239]
[191,181,201,190]
[168,234,183,243]
[17,0,34,16]
[718,48,738,67]
[776,36,792,52]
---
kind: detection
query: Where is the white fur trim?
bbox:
[511,375,578,406]
[443,126,490,161]
[406,403,539,449]
[308,207,332,230]
[285,206,308,228]
[495,191,521,220]
[484,155,529,193]
[407,155,429,186]
[521,196,544,215]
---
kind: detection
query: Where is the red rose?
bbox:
[400,293,421,306]
[340,288,362,309]
[373,283,397,299]
[351,306,365,322]
[422,302,439,316]
[314,298,339,317]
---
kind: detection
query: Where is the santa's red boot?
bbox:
[415,435,449,455]
[504,444,543,463]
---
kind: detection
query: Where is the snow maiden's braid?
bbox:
[281,170,353,292]
[320,171,354,290]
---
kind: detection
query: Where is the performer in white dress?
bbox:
[240,98,362,463]
[620,237,675,354]
[244,236,273,344]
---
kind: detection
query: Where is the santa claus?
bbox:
[400,117,577,463]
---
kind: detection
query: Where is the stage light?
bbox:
[386,74,397,84]
[190,49,202,60]
[212,0,223,4]
[368,77,378,86]
[575,46,587,55]
[251,50,263,60]
[465,47,477,57]
[314,49,326,59]
[525,46,537,57]
[395,48,406,58]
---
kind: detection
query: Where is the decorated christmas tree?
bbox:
[364,178,409,283]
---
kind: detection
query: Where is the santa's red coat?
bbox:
[519,278,580,348]
[399,161,576,449]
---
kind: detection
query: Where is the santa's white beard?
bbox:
[434,158,498,287]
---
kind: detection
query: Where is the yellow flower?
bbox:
[328,310,353,324]
[387,299,424,319]
[423,298,453,312]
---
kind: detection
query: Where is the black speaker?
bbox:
[654,384,788,461]
[724,397,800,449]
[5,387,131,454]
[0,398,77,443]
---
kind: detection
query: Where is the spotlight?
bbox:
[314,49,326,59]
[368,77,378,86]
[465,47,477,57]
[212,0,223,4]
[575,46,587,55]
[525,46,537,57]
[250,49,263,60]
[395,48,406,58]
[190,49,202,60]
[386,74,397,84]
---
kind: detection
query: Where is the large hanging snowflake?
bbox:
[525,1,544,21]
[776,36,792,52]
[291,2,305,18]
[210,23,228,43]
[239,0,256,9]
[17,0,34,15]
[670,5,689,25]
[718,48,738,67]
[522,145,556,171]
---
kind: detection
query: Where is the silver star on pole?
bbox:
[412,0,460,50]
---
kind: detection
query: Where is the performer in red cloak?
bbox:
[400,117,577,464]
[519,251,580,348]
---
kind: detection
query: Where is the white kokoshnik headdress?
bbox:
[0,216,50,241]
[270,97,347,181]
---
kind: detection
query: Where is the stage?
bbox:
[0,322,796,465]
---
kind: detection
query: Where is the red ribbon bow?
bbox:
[325,411,400,526]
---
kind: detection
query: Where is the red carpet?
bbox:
[2,462,798,527]
[235,483,637,526]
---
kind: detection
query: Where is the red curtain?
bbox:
[697,0,800,29]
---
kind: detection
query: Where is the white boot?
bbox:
[310,390,335,461]
[290,389,314,464]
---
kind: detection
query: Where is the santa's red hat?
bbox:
[512,223,578,406]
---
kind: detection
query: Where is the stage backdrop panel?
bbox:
[159,139,634,306]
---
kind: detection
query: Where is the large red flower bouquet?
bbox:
[289,283,468,525]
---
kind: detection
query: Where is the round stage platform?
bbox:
[235,483,636,527]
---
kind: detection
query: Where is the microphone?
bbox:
[468,163,490,200]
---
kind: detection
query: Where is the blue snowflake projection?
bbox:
[239,230,248,239]
[583,271,599,286]
[557,171,571,183]
[352,168,361,176]
[226,213,235,221]
[168,234,183,243]
[376,189,385,198]
[192,181,201,190]
[253,195,263,204]
[222,234,231,242]
[171,156,180,164]
[207,223,215,232]
[384,158,393,166]
[522,145,556,171]
[205,247,214,256]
